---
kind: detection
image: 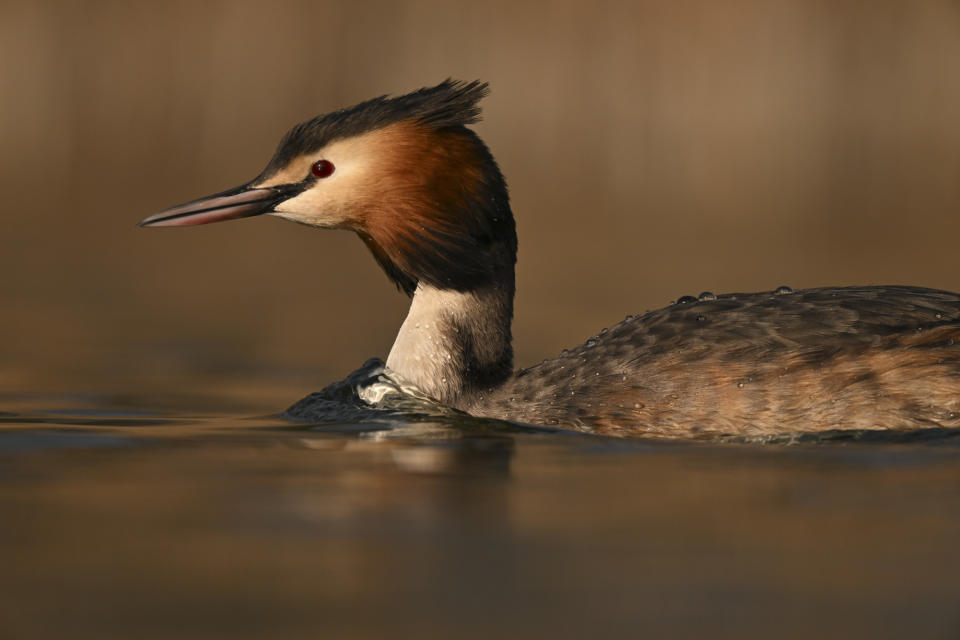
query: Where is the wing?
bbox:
[472,286,960,437]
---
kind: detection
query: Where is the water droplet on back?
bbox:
[698,291,716,301]
[774,285,793,295]
[676,295,697,304]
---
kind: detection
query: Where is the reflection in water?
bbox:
[725,426,960,445]
[2,395,960,639]
[298,420,517,477]
[386,433,514,476]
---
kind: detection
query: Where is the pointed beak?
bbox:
[138,184,295,228]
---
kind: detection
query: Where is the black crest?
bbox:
[261,79,489,176]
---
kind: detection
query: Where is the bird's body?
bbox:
[472,286,960,437]
[141,81,960,439]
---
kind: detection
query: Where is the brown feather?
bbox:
[468,287,960,438]
[347,122,513,294]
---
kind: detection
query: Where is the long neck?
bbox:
[385,282,514,407]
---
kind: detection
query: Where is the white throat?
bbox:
[385,283,513,406]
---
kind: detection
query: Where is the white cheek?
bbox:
[272,163,365,227]
[262,135,380,228]
[272,186,350,227]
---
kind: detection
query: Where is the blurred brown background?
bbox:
[2,0,959,404]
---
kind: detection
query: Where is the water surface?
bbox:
[2,389,959,639]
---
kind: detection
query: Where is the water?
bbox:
[2,381,960,639]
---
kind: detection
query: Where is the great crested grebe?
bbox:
[140,80,960,439]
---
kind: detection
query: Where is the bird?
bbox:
[140,79,960,439]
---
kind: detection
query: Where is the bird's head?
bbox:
[140,80,516,295]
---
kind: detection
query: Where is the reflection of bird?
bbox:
[141,80,960,439]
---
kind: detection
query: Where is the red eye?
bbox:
[311,159,335,178]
